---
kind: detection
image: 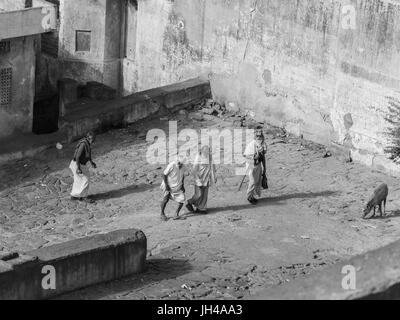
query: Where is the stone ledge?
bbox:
[0,130,68,166]
[0,229,147,300]
[252,239,400,300]
[61,77,212,142]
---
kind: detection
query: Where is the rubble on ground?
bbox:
[199,99,227,117]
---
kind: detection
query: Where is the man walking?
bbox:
[160,157,186,221]
[69,131,97,203]
[243,128,267,204]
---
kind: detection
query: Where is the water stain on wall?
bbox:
[0,110,16,137]
[162,11,202,70]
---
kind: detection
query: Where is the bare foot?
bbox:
[173,215,186,221]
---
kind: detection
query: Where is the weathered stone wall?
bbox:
[103,0,124,93]
[0,36,36,138]
[58,0,122,90]
[35,52,61,100]
[58,0,106,83]
[130,0,400,173]
[122,0,139,95]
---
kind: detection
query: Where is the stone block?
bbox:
[0,229,147,300]
[253,239,400,300]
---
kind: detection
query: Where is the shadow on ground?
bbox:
[56,258,193,300]
[183,191,339,219]
[91,184,160,201]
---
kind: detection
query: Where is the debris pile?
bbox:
[199,99,227,117]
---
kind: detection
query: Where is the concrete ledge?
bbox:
[0,229,147,300]
[253,239,400,300]
[0,145,51,166]
[0,4,57,40]
[0,130,68,166]
[62,77,212,142]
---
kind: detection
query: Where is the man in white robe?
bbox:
[70,132,97,203]
[160,157,186,221]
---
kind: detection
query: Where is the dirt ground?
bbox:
[1,108,400,300]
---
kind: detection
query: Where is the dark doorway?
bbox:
[32,94,59,134]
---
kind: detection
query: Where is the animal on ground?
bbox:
[362,183,389,219]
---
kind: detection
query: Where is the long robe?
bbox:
[69,160,90,198]
[188,153,215,211]
[244,140,267,199]
[70,138,92,198]
[189,185,209,211]
[247,161,263,199]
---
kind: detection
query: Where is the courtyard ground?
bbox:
[1,109,400,299]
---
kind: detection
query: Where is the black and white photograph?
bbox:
[0,0,399,308]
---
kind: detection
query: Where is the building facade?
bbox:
[11,0,400,173]
[40,0,136,96]
[0,0,56,138]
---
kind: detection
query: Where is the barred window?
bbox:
[0,41,11,54]
[0,68,12,106]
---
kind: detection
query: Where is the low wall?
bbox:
[0,229,147,300]
[61,77,212,142]
[253,238,400,300]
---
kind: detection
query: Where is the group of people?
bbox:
[158,127,269,221]
[160,145,217,221]
[68,128,269,220]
